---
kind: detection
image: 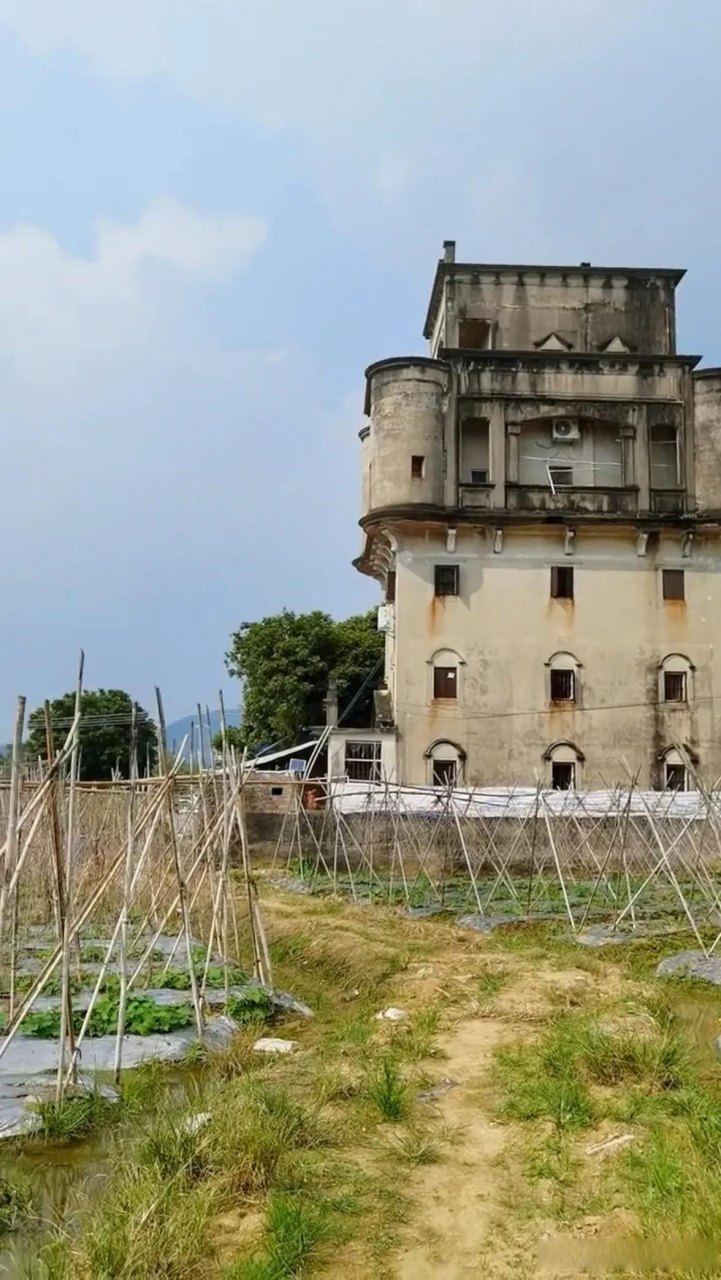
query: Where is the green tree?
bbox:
[26,690,157,781]
[222,609,384,752]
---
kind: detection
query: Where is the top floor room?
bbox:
[424,242,684,358]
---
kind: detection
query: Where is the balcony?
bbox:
[458,483,494,511]
[505,484,639,516]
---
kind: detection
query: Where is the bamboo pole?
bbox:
[155,689,203,1037]
[57,654,83,1099]
[113,706,137,1083]
[0,696,26,941]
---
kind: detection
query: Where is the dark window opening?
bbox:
[650,423,680,488]
[411,455,425,479]
[434,564,459,597]
[432,759,457,787]
[271,787,283,796]
[551,566,574,600]
[458,318,492,349]
[433,666,458,699]
[549,465,574,489]
[460,418,490,485]
[550,669,575,703]
[665,763,686,791]
[344,740,382,782]
[551,761,575,791]
[663,671,686,703]
[663,569,685,601]
[385,571,396,604]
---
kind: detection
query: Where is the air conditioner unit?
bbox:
[552,418,580,442]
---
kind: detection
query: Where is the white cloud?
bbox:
[0,1,645,141]
[0,199,266,377]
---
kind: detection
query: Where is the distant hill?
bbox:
[165,708,240,761]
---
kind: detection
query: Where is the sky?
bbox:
[1,0,720,738]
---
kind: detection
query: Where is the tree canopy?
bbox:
[26,689,157,781]
[223,609,384,752]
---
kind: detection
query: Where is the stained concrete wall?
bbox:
[693,370,721,513]
[434,269,676,355]
[386,524,721,789]
[366,360,449,510]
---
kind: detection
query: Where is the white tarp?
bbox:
[328,780,719,821]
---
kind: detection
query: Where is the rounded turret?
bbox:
[364,358,449,513]
[359,424,371,518]
[694,369,721,512]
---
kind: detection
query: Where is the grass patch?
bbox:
[477,963,509,1000]
[0,1170,34,1231]
[31,1089,118,1141]
[365,1057,410,1123]
[227,1192,332,1278]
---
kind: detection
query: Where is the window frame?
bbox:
[433,665,458,700]
[434,563,460,598]
[550,668,575,704]
[551,761,575,791]
[549,465,574,490]
[550,566,574,600]
[344,740,382,782]
[663,670,686,704]
[665,762,687,792]
[662,568,685,601]
[432,758,457,788]
[411,455,425,480]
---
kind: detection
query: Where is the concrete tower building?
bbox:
[330,245,721,790]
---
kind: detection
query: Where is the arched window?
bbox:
[425,740,466,788]
[658,653,694,705]
[542,740,584,791]
[545,651,582,705]
[429,648,465,702]
[660,746,689,791]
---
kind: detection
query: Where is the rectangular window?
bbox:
[663,671,686,703]
[550,566,574,600]
[434,564,459,597]
[458,318,491,349]
[385,570,396,604]
[460,418,490,485]
[650,423,680,488]
[549,465,573,489]
[551,761,575,791]
[271,786,283,796]
[433,666,457,699]
[662,569,685,601]
[411,455,425,479]
[344,740,382,782]
[665,763,686,791]
[432,759,457,787]
[550,669,575,703]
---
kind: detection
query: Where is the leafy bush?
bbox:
[227,988,273,1026]
[21,994,195,1039]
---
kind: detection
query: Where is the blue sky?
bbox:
[0,0,720,738]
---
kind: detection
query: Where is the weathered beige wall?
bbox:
[387,524,721,788]
[436,269,676,355]
[693,370,721,513]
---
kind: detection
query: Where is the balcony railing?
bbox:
[505,484,639,516]
[650,489,686,515]
[458,483,494,510]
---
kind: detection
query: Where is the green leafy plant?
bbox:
[227,988,273,1026]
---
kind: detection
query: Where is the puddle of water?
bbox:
[0,1063,204,1272]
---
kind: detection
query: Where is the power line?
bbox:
[393,691,721,724]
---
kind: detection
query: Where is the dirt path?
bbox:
[394,1015,514,1278]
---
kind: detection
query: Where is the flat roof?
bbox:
[423,260,687,338]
